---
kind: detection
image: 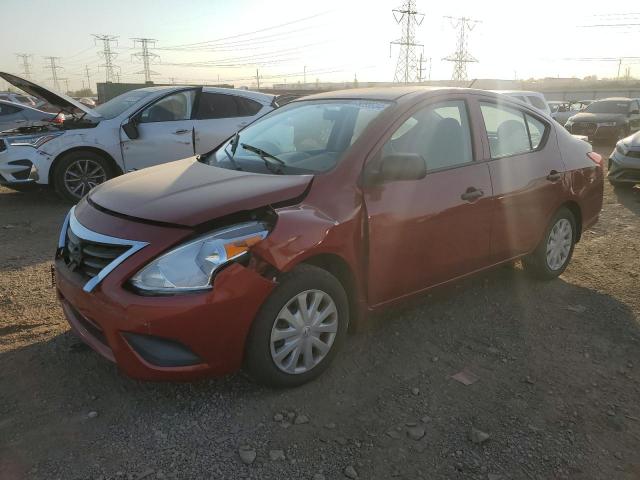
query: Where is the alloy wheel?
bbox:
[63,159,107,199]
[546,218,573,271]
[270,289,338,375]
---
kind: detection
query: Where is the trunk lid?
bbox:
[88,157,313,227]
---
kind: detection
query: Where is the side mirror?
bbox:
[122,118,139,140]
[364,153,427,185]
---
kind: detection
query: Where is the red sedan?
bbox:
[54,87,604,387]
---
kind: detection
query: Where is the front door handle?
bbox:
[546,170,562,182]
[173,129,190,135]
[460,187,484,202]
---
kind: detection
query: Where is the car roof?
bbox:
[492,90,545,97]
[201,86,275,104]
[597,97,632,102]
[295,86,504,103]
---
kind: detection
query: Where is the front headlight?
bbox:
[597,121,616,127]
[130,222,269,294]
[8,132,64,148]
[616,142,629,156]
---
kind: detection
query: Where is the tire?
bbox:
[523,207,576,280]
[53,150,115,203]
[244,264,349,388]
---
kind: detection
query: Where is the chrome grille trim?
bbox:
[61,206,149,293]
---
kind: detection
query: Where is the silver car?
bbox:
[0,99,59,131]
[609,131,640,187]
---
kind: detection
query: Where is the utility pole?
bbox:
[84,65,92,92]
[418,53,425,82]
[256,69,260,89]
[442,16,480,82]
[428,56,432,80]
[43,56,63,91]
[618,58,623,79]
[93,34,119,83]
[304,65,307,84]
[390,0,424,83]
[132,38,159,83]
[63,78,70,93]
[15,53,33,79]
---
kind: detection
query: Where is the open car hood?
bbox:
[88,157,313,227]
[0,72,101,118]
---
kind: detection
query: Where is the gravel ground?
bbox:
[1,143,639,480]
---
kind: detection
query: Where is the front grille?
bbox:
[63,227,130,279]
[627,150,640,159]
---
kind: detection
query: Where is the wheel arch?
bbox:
[48,146,123,184]
[560,200,583,243]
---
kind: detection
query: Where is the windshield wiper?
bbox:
[223,144,243,171]
[241,143,285,174]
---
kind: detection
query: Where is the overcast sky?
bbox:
[1,0,638,92]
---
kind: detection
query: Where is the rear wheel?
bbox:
[53,151,114,202]
[523,207,576,280]
[245,264,349,388]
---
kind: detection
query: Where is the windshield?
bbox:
[205,99,389,174]
[584,100,630,114]
[93,89,155,119]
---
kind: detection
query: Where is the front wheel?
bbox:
[523,207,576,280]
[245,264,349,388]
[53,151,114,202]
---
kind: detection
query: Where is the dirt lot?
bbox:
[1,143,639,480]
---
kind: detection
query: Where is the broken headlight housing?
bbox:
[130,222,269,294]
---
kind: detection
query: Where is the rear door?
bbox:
[193,92,268,154]
[363,97,494,306]
[477,97,565,261]
[121,88,198,171]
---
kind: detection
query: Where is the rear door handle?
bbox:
[173,129,190,135]
[460,187,484,202]
[546,170,562,182]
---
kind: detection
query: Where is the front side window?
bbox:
[139,90,196,123]
[382,100,473,171]
[206,100,389,174]
[480,102,548,158]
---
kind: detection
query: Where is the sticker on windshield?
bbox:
[351,101,389,110]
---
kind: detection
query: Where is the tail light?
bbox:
[52,113,64,124]
[587,151,602,167]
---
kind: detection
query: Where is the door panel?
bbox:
[478,100,566,261]
[365,164,493,305]
[364,99,493,306]
[121,89,197,171]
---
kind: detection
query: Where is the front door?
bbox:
[364,99,494,306]
[121,89,198,171]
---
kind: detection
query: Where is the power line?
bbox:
[93,34,120,82]
[15,53,33,79]
[131,38,160,83]
[84,65,92,91]
[43,56,63,91]
[442,16,480,82]
[390,0,424,83]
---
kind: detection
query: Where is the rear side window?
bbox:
[0,103,21,115]
[480,102,548,158]
[196,93,263,119]
[383,100,473,171]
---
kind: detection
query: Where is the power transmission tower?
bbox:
[442,16,480,82]
[131,38,159,83]
[93,34,119,83]
[84,65,92,91]
[43,56,63,91]
[16,53,33,79]
[390,0,424,83]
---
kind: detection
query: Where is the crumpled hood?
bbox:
[569,112,626,123]
[89,157,313,227]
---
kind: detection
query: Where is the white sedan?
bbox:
[0,99,61,131]
[0,72,276,201]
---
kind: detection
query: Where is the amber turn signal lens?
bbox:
[223,235,264,259]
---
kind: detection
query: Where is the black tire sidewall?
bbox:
[53,151,114,202]
[244,264,349,388]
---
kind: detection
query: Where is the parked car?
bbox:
[492,90,551,115]
[550,100,592,125]
[77,97,96,107]
[565,97,640,142]
[0,91,38,107]
[609,131,640,187]
[0,72,276,200]
[53,87,604,387]
[0,99,62,131]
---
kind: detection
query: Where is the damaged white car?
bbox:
[0,72,276,201]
